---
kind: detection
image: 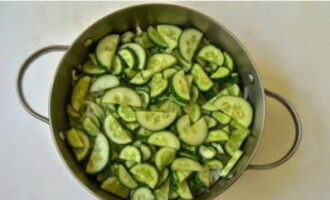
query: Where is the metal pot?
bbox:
[17,3,302,200]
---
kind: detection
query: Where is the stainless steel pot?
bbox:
[16,3,302,200]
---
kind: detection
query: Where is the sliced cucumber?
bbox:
[104,114,133,144]
[140,144,152,161]
[171,157,203,171]
[117,165,138,189]
[118,105,136,122]
[224,52,234,71]
[191,63,214,91]
[82,116,100,137]
[196,165,211,187]
[119,145,142,163]
[72,130,90,161]
[71,76,91,111]
[204,116,217,128]
[147,26,168,48]
[102,87,142,107]
[148,131,181,150]
[225,129,249,156]
[198,145,216,159]
[179,28,203,62]
[227,84,241,96]
[136,111,176,131]
[205,159,223,171]
[82,59,106,75]
[211,67,230,79]
[101,177,130,199]
[197,45,224,66]
[131,187,155,200]
[145,53,177,78]
[176,180,193,199]
[176,171,192,183]
[110,56,123,75]
[87,102,105,120]
[90,75,119,93]
[163,67,178,79]
[214,96,253,127]
[155,147,176,171]
[157,25,182,50]
[219,150,243,177]
[67,104,80,119]
[171,70,190,104]
[66,128,84,148]
[118,48,137,69]
[173,49,192,72]
[157,100,182,117]
[149,73,168,98]
[86,134,109,174]
[136,127,153,137]
[96,34,120,70]
[190,86,199,102]
[212,111,231,125]
[154,178,170,200]
[176,115,208,146]
[137,90,150,108]
[211,143,225,154]
[202,89,230,111]
[206,129,229,143]
[122,43,146,69]
[130,164,159,189]
[121,31,135,43]
[130,72,150,85]
[158,168,169,186]
[183,102,201,122]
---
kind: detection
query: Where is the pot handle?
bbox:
[16,45,69,124]
[248,89,302,170]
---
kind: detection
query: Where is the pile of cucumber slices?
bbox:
[65,24,253,200]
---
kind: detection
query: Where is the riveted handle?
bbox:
[248,89,302,170]
[16,45,69,124]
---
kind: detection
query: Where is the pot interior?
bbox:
[50,4,265,200]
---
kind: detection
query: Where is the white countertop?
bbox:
[1,2,329,200]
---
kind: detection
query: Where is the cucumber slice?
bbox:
[118,105,136,122]
[196,165,211,187]
[211,143,225,154]
[125,160,136,169]
[204,116,217,128]
[134,32,155,49]
[225,129,249,156]
[155,178,170,200]
[183,102,201,122]
[90,75,119,93]
[66,128,84,148]
[118,48,137,69]
[211,67,230,79]
[101,177,130,199]
[104,114,133,144]
[176,115,208,146]
[136,111,176,131]
[171,70,190,104]
[227,84,241,96]
[163,68,178,79]
[222,125,230,133]
[206,130,229,143]
[137,90,150,108]
[119,145,142,163]
[213,96,253,127]
[224,52,234,71]
[72,130,90,161]
[175,171,192,183]
[82,116,100,137]
[205,159,223,171]
[172,49,192,72]
[121,31,135,43]
[155,147,176,171]
[179,28,203,62]
[122,43,146,69]
[191,63,214,91]
[117,165,138,189]
[88,53,99,66]
[149,73,168,98]
[219,150,243,177]
[136,127,153,137]
[96,34,120,70]
[202,89,230,111]
[86,134,109,174]
[197,45,224,66]
[145,54,177,78]
[130,164,159,189]
[148,131,181,150]
[140,144,152,161]
[157,25,182,50]
[198,145,216,159]
[212,111,231,125]
[176,180,193,199]
[171,157,203,171]
[178,150,200,161]
[159,100,182,117]
[169,187,178,199]
[110,56,123,75]
[147,26,168,48]
[131,187,155,200]
[130,72,150,85]
[102,87,142,107]
[71,76,91,111]
[190,86,199,102]
[125,122,140,131]
[82,60,106,75]
[66,104,80,119]
[87,103,105,120]
[158,168,169,186]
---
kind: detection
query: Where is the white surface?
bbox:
[1,1,329,200]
